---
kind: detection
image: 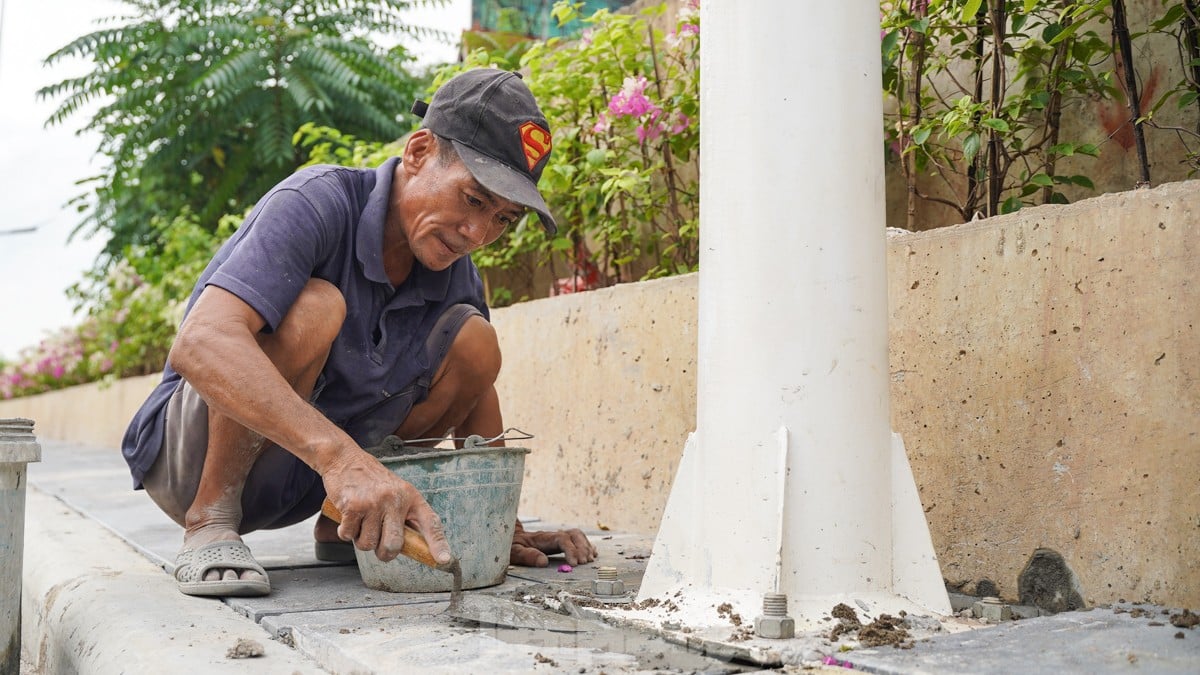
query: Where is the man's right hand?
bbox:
[321,449,453,565]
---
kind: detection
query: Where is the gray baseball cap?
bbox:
[412,68,558,234]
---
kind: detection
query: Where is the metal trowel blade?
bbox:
[448,594,586,633]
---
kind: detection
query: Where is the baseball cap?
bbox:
[413,68,558,234]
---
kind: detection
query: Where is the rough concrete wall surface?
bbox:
[490,274,698,535]
[0,374,159,450]
[888,180,1198,608]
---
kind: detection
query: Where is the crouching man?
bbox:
[121,69,596,596]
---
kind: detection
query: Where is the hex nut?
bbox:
[755,615,795,639]
[971,599,1013,622]
[593,579,625,596]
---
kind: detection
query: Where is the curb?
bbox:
[21,487,326,674]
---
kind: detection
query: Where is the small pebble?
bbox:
[558,564,573,573]
[225,638,264,659]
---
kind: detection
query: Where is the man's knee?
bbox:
[442,315,501,391]
[265,278,346,361]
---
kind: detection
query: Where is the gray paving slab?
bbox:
[28,440,345,571]
[844,608,1199,674]
[260,600,752,674]
[222,564,446,622]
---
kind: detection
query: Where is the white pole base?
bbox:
[637,433,951,622]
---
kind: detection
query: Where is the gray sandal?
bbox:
[175,541,271,597]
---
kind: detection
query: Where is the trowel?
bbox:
[320,499,584,632]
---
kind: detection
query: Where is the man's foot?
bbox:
[174,536,270,597]
[176,525,269,593]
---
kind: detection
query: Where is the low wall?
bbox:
[4,180,1196,608]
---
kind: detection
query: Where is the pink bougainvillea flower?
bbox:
[592,111,611,133]
[670,112,690,135]
[608,76,659,119]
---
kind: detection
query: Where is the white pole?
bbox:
[638,0,949,622]
[698,0,891,598]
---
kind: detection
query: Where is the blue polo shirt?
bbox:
[121,157,488,488]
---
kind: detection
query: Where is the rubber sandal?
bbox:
[314,539,357,563]
[174,541,271,597]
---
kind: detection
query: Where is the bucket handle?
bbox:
[374,427,534,453]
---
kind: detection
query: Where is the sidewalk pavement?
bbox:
[19,440,1200,674]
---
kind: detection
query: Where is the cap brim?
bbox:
[451,140,558,235]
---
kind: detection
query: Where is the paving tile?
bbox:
[845,609,1200,674]
[260,601,746,674]
[30,441,343,571]
[222,564,450,622]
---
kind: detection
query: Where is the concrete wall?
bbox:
[887,181,1199,609]
[3,180,1196,608]
[0,374,160,450]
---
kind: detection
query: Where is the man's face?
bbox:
[399,144,526,272]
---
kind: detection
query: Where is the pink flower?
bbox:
[608,76,659,119]
[679,23,698,37]
[579,28,594,48]
[592,112,611,134]
[52,365,66,379]
[670,112,690,135]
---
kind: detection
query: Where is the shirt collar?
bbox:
[355,156,400,285]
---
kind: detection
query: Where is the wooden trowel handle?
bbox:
[320,498,442,569]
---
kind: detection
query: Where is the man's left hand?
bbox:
[510,520,598,567]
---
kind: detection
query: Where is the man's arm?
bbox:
[171,285,452,564]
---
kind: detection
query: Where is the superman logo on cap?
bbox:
[519,121,552,172]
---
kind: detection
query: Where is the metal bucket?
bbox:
[355,439,529,592]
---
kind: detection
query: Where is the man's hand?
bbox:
[322,448,453,565]
[509,520,598,567]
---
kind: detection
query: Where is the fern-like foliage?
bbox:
[40,0,445,262]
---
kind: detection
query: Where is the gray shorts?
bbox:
[142,303,482,532]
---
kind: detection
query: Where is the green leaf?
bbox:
[1023,0,1039,13]
[963,133,982,165]
[912,127,932,145]
[982,118,1010,132]
[1179,91,1200,108]
[1030,173,1054,187]
[961,0,984,23]
[1150,5,1186,31]
[1076,143,1100,156]
[1001,196,1024,213]
[1070,175,1096,189]
[1049,142,1076,156]
[1048,21,1084,45]
[881,29,900,59]
[586,148,607,166]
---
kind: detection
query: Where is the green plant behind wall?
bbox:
[434,0,700,304]
[882,0,1114,225]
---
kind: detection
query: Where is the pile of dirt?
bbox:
[826,604,912,649]
[1170,609,1198,629]
[858,614,911,648]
